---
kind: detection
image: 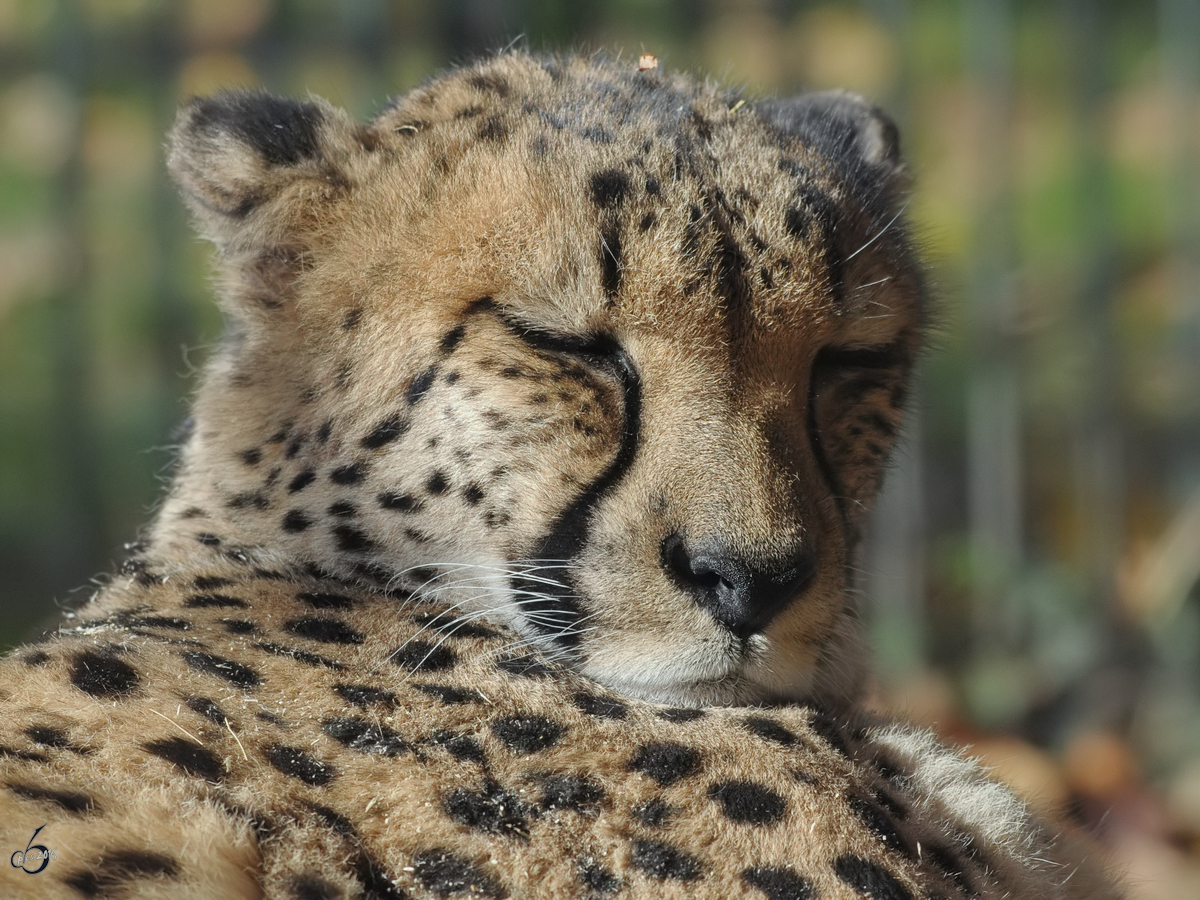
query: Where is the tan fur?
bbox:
[0,52,1120,898]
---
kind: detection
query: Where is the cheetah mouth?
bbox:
[576,635,795,707]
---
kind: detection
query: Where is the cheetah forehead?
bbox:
[366,53,916,330]
[170,51,920,352]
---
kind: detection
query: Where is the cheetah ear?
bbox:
[167,91,360,256]
[758,90,906,195]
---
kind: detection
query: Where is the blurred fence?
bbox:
[1,0,1198,804]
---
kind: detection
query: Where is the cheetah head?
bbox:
[161,53,924,709]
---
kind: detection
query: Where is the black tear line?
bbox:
[513,340,642,652]
[805,382,853,589]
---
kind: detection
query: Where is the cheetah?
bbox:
[0,52,1121,899]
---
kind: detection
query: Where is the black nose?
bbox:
[662,532,818,639]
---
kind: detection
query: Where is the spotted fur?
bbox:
[0,52,1119,899]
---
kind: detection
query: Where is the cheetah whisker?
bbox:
[845,202,908,261]
[149,708,202,744]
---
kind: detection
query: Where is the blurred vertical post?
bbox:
[962,0,1023,655]
[1162,0,1200,399]
[43,0,105,589]
[1066,0,1123,631]
[862,0,926,679]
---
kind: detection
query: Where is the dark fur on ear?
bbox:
[757,91,906,201]
[167,91,363,313]
[167,90,361,239]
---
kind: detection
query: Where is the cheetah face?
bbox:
[164,55,923,708]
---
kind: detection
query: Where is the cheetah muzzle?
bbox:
[0,52,1121,900]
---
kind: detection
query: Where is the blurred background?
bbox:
[0,0,1197,893]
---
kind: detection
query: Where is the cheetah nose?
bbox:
[662,533,818,640]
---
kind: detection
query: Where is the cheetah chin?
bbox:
[0,51,1122,900]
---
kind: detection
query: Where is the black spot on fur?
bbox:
[743,716,800,746]
[254,641,348,670]
[439,325,466,353]
[629,743,700,786]
[128,615,191,631]
[590,170,629,208]
[598,224,622,298]
[495,654,557,678]
[221,618,255,635]
[413,684,485,704]
[392,640,456,672]
[8,783,95,813]
[407,367,438,405]
[742,866,816,900]
[266,744,335,786]
[426,471,450,495]
[833,855,912,900]
[282,510,311,532]
[70,651,139,698]
[330,462,367,485]
[478,114,507,142]
[468,72,511,95]
[228,491,269,510]
[290,873,342,900]
[629,839,702,882]
[362,415,409,449]
[307,801,358,837]
[808,709,850,756]
[297,591,357,609]
[144,737,225,781]
[658,707,706,723]
[185,696,228,724]
[579,859,620,893]
[240,448,262,466]
[342,307,362,330]
[193,575,234,590]
[333,524,375,553]
[185,592,249,609]
[334,683,397,708]
[784,205,810,238]
[572,691,627,719]
[632,798,675,826]
[285,617,364,645]
[22,650,51,666]
[323,718,409,756]
[25,726,83,752]
[432,732,487,765]
[191,92,323,167]
[0,745,48,762]
[445,779,530,837]
[182,651,261,688]
[708,781,787,825]
[64,849,180,896]
[490,715,564,755]
[848,795,910,856]
[289,469,316,493]
[540,774,605,814]
[411,615,501,640]
[412,849,506,898]
[463,484,485,505]
[379,491,423,512]
[120,557,164,586]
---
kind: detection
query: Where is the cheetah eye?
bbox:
[500,315,623,367]
[811,343,904,377]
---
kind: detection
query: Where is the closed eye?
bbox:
[812,342,905,374]
[497,313,621,366]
